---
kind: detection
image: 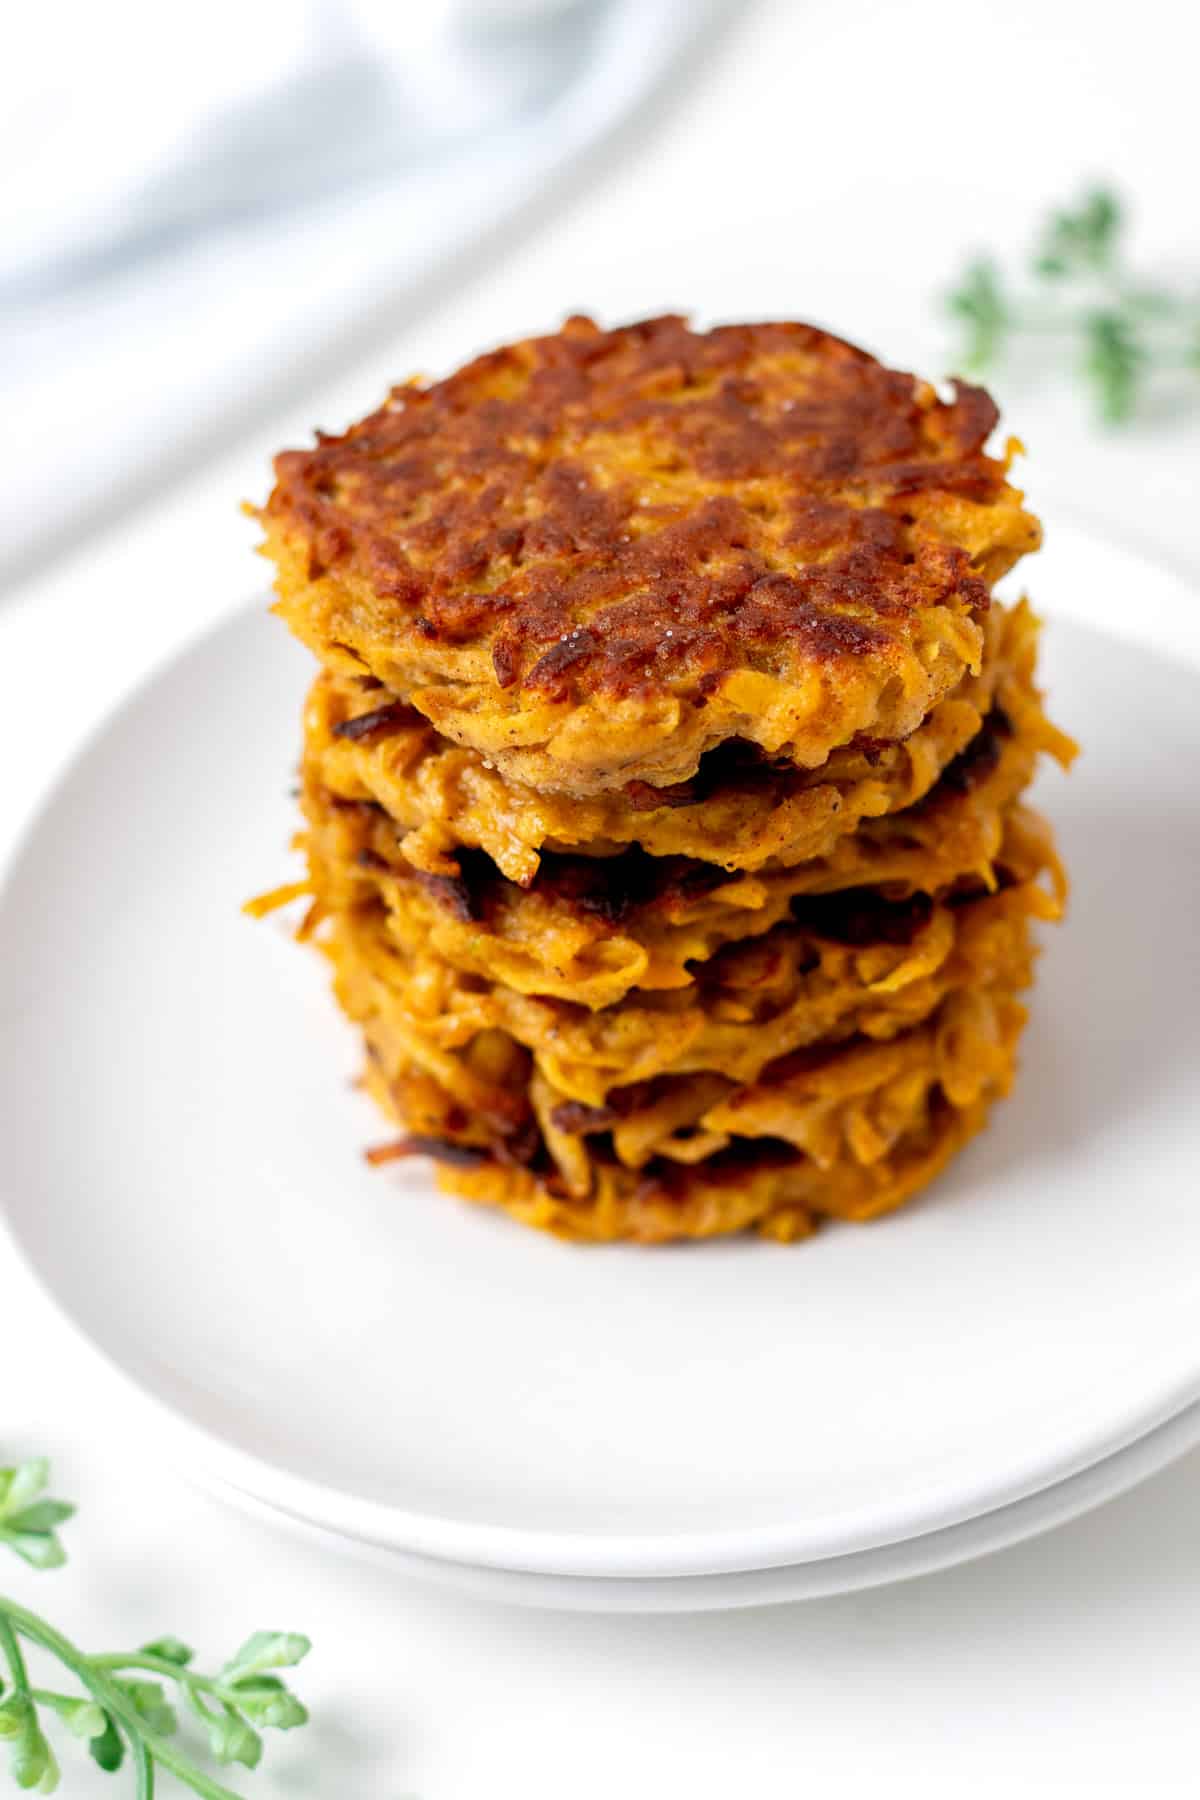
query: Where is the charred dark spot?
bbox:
[492,637,520,688]
[621,776,699,811]
[631,1135,803,1201]
[623,735,804,809]
[532,847,734,925]
[333,699,417,741]
[328,640,369,669]
[427,588,515,641]
[846,732,893,758]
[790,887,934,947]
[736,578,892,655]
[549,1100,620,1136]
[493,1120,543,1167]
[935,706,1011,797]
[551,1080,670,1140]
[328,794,388,818]
[366,1135,491,1169]
[946,862,1019,907]
[525,628,597,692]
[410,855,492,923]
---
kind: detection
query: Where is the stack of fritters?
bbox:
[257,316,1074,1243]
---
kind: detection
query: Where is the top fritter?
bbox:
[262,316,1040,796]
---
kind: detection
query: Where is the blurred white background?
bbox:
[3,0,726,574]
[4,1,1200,1794]
[5,0,1197,590]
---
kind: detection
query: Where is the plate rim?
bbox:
[195,1393,1200,1610]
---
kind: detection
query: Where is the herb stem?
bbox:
[0,1614,31,1701]
[1008,304,1200,338]
[92,1651,230,1699]
[1005,309,1082,335]
[132,1734,156,1800]
[0,1459,312,1798]
[0,1597,245,1800]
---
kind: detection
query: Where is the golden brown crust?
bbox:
[328,842,1052,1119]
[251,316,1072,1246]
[435,1100,989,1244]
[262,316,1040,792]
[308,597,1041,883]
[299,672,1069,1008]
[366,976,1029,1244]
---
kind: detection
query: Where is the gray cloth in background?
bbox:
[2,0,732,581]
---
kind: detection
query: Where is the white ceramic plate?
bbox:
[2,522,1199,1583]
[200,1393,1200,1612]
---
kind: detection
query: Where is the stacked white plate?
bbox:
[2,521,1198,1613]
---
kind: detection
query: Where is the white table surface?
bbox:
[4,0,1200,1792]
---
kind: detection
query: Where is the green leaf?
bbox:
[0,1462,72,1569]
[1082,309,1143,423]
[59,1699,106,1743]
[1082,187,1122,257]
[6,1698,59,1794]
[0,1532,67,1573]
[30,1695,107,1742]
[220,1631,311,1684]
[87,1716,125,1774]
[2,1506,74,1537]
[116,1680,177,1740]
[0,1459,316,1794]
[1034,185,1122,278]
[231,1679,308,1731]
[205,1708,262,1770]
[945,258,1010,371]
[0,1463,50,1523]
[138,1637,194,1668]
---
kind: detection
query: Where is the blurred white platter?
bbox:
[1,521,1198,1589]
[200,1392,1200,1612]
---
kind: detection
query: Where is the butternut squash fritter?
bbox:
[361,972,1031,1245]
[262,316,1040,795]
[300,684,1069,1008]
[254,316,1074,1245]
[325,822,1055,1120]
[308,598,1042,883]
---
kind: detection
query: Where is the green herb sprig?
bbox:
[0,1458,311,1797]
[946,185,1200,423]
